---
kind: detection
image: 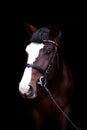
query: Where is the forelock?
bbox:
[30,27,51,43]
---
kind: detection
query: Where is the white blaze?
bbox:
[19,42,44,94]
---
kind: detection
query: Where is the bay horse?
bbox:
[18,24,78,130]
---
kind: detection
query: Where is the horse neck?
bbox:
[47,55,64,91]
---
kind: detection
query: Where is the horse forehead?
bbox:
[25,42,44,54]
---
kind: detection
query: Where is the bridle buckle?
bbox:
[37,76,47,87]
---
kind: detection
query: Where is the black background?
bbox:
[4,4,84,130]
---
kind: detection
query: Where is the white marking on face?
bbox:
[26,42,44,64]
[19,42,44,94]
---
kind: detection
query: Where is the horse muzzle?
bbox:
[19,84,37,99]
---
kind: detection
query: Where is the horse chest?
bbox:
[32,97,58,116]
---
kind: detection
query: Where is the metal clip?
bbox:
[37,76,47,87]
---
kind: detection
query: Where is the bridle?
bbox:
[26,39,59,87]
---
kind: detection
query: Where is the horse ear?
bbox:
[24,23,37,37]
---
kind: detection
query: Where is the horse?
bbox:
[18,23,74,130]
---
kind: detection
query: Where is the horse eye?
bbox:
[45,50,52,55]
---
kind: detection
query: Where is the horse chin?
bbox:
[27,93,37,99]
[20,92,37,99]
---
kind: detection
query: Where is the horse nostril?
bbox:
[19,84,30,95]
[29,85,33,91]
[25,85,34,96]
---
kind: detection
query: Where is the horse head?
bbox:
[19,24,62,99]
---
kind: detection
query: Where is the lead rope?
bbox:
[37,76,80,130]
